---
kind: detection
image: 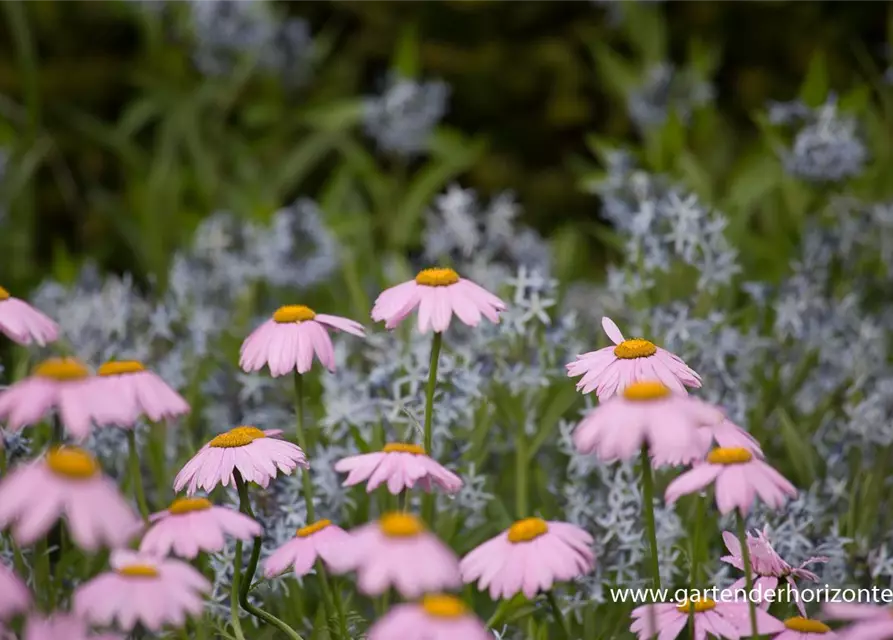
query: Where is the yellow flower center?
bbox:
[297,519,332,538]
[0,286,9,300]
[783,617,830,633]
[273,305,316,323]
[422,594,467,618]
[98,360,146,376]
[379,512,424,538]
[169,497,213,515]
[415,268,460,287]
[46,447,99,479]
[613,338,658,359]
[707,447,754,465]
[33,358,89,381]
[676,599,716,613]
[117,564,159,579]
[382,443,426,455]
[507,517,549,543]
[622,381,671,402]
[208,426,266,448]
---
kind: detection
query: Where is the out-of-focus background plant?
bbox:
[3,1,893,638]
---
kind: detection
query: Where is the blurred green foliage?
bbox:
[0,0,891,290]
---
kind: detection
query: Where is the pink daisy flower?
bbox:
[0,287,58,346]
[696,418,764,459]
[239,305,365,376]
[23,614,123,640]
[721,528,827,616]
[460,517,595,600]
[264,519,349,578]
[0,447,140,550]
[566,317,701,400]
[665,447,798,515]
[74,550,211,632]
[573,380,723,467]
[139,497,261,559]
[823,603,893,640]
[371,267,506,333]
[0,563,30,621]
[326,512,461,597]
[334,443,462,494]
[0,358,98,439]
[368,595,492,640]
[773,617,839,640]
[173,426,308,495]
[90,361,189,427]
[631,599,784,640]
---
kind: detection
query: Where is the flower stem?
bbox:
[737,511,760,640]
[688,494,705,638]
[515,428,527,518]
[547,591,571,639]
[421,331,443,525]
[233,472,304,640]
[639,445,660,640]
[127,429,149,520]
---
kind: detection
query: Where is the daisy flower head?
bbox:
[460,517,595,600]
[696,418,764,459]
[573,380,723,467]
[0,563,30,621]
[139,497,262,559]
[823,603,893,640]
[371,267,506,333]
[368,595,492,640]
[23,613,124,640]
[173,426,307,495]
[665,447,798,515]
[0,446,140,550]
[631,599,784,640]
[91,361,190,427]
[0,286,58,346]
[239,305,365,376]
[774,617,839,640]
[334,443,462,495]
[264,519,349,578]
[721,527,826,615]
[73,550,211,632]
[325,512,461,598]
[566,316,701,401]
[0,358,98,439]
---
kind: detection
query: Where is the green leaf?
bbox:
[270,130,338,198]
[393,22,421,79]
[300,100,366,132]
[621,2,667,64]
[588,41,640,98]
[527,383,579,462]
[778,409,817,486]
[799,51,830,108]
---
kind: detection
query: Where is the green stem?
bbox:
[421,331,443,525]
[639,446,660,640]
[234,472,304,640]
[737,512,760,640]
[230,540,246,640]
[318,563,349,639]
[486,600,511,628]
[547,591,571,639]
[515,428,528,518]
[127,430,150,520]
[292,373,316,522]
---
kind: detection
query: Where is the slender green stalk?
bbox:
[234,472,304,640]
[547,591,571,639]
[737,512,760,640]
[291,373,347,638]
[230,540,246,640]
[639,446,660,640]
[127,430,150,520]
[421,331,443,525]
[515,428,528,518]
[486,599,510,628]
[318,563,349,639]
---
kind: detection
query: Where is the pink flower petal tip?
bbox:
[371,268,505,333]
[461,518,595,600]
[0,288,59,346]
[240,305,364,376]
[368,596,492,640]
[264,519,349,578]
[91,360,190,427]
